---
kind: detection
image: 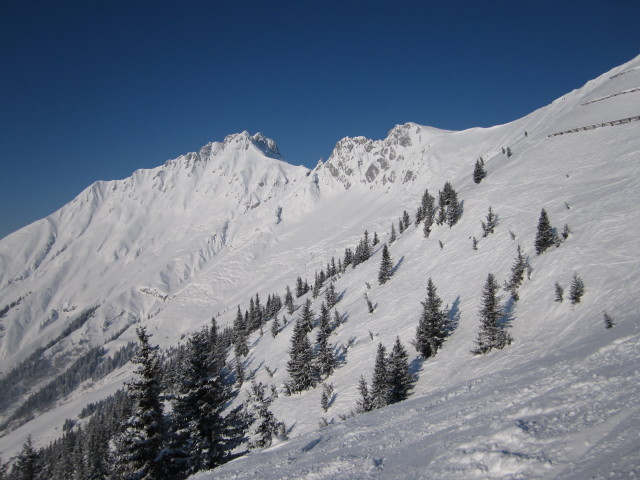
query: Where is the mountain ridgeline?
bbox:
[1,56,639,479]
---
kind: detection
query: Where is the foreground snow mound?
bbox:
[195,327,640,479]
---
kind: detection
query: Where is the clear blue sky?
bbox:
[1,0,638,239]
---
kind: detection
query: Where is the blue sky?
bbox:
[1,0,638,239]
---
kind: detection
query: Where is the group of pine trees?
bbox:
[286,297,338,394]
[357,338,412,413]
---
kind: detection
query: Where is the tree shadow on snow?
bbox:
[337,288,347,303]
[445,296,462,336]
[499,297,516,329]
[408,356,425,380]
[391,256,405,275]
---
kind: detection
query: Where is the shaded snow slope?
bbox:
[1,55,639,479]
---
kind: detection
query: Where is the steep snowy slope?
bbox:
[1,55,639,479]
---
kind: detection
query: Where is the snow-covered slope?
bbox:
[1,55,640,479]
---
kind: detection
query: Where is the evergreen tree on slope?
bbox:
[370,343,389,409]
[387,337,412,404]
[535,209,555,255]
[287,318,317,392]
[415,278,447,359]
[378,244,393,285]
[473,274,511,355]
[170,327,249,476]
[316,303,336,378]
[114,327,166,480]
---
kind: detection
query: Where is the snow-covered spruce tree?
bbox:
[402,210,411,230]
[325,282,337,309]
[481,206,498,237]
[473,274,511,355]
[270,315,280,338]
[316,303,336,378]
[473,157,486,184]
[535,209,555,255]
[398,217,404,234]
[362,230,372,261]
[113,327,167,480]
[415,278,447,359]
[603,312,615,329]
[504,245,526,301]
[299,298,315,332]
[554,282,564,302]
[168,327,249,477]
[286,317,317,393]
[390,223,397,243]
[569,273,585,304]
[295,276,305,298]
[378,244,393,285]
[12,436,39,480]
[233,306,249,358]
[373,231,379,246]
[370,343,389,409]
[356,375,373,413]
[422,189,435,238]
[387,337,412,404]
[246,380,283,449]
[446,188,462,227]
[285,285,295,314]
[365,293,375,313]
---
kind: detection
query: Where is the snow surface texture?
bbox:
[1,55,640,479]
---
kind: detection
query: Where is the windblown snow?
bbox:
[1,55,640,479]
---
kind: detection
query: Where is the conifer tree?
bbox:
[473,274,511,354]
[356,375,372,413]
[284,286,295,315]
[332,310,342,330]
[402,210,410,230]
[287,318,317,392]
[13,436,39,480]
[603,312,615,329]
[170,328,249,476]
[446,189,462,227]
[114,327,166,480]
[554,281,564,302]
[370,343,389,409]
[436,190,448,225]
[535,209,555,255]
[504,245,527,300]
[246,380,283,449]
[473,157,486,184]
[415,278,447,359]
[362,230,371,260]
[316,303,336,378]
[299,298,315,332]
[422,189,435,237]
[387,337,411,404]
[569,273,585,304]
[481,206,498,237]
[270,315,280,338]
[295,277,305,298]
[320,383,333,412]
[373,232,379,246]
[378,244,393,285]
[390,223,397,243]
[325,282,337,309]
[233,306,249,358]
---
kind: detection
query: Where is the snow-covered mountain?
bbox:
[1,55,640,478]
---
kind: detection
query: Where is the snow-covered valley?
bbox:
[1,55,639,479]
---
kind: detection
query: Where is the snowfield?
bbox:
[1,55,640,479]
